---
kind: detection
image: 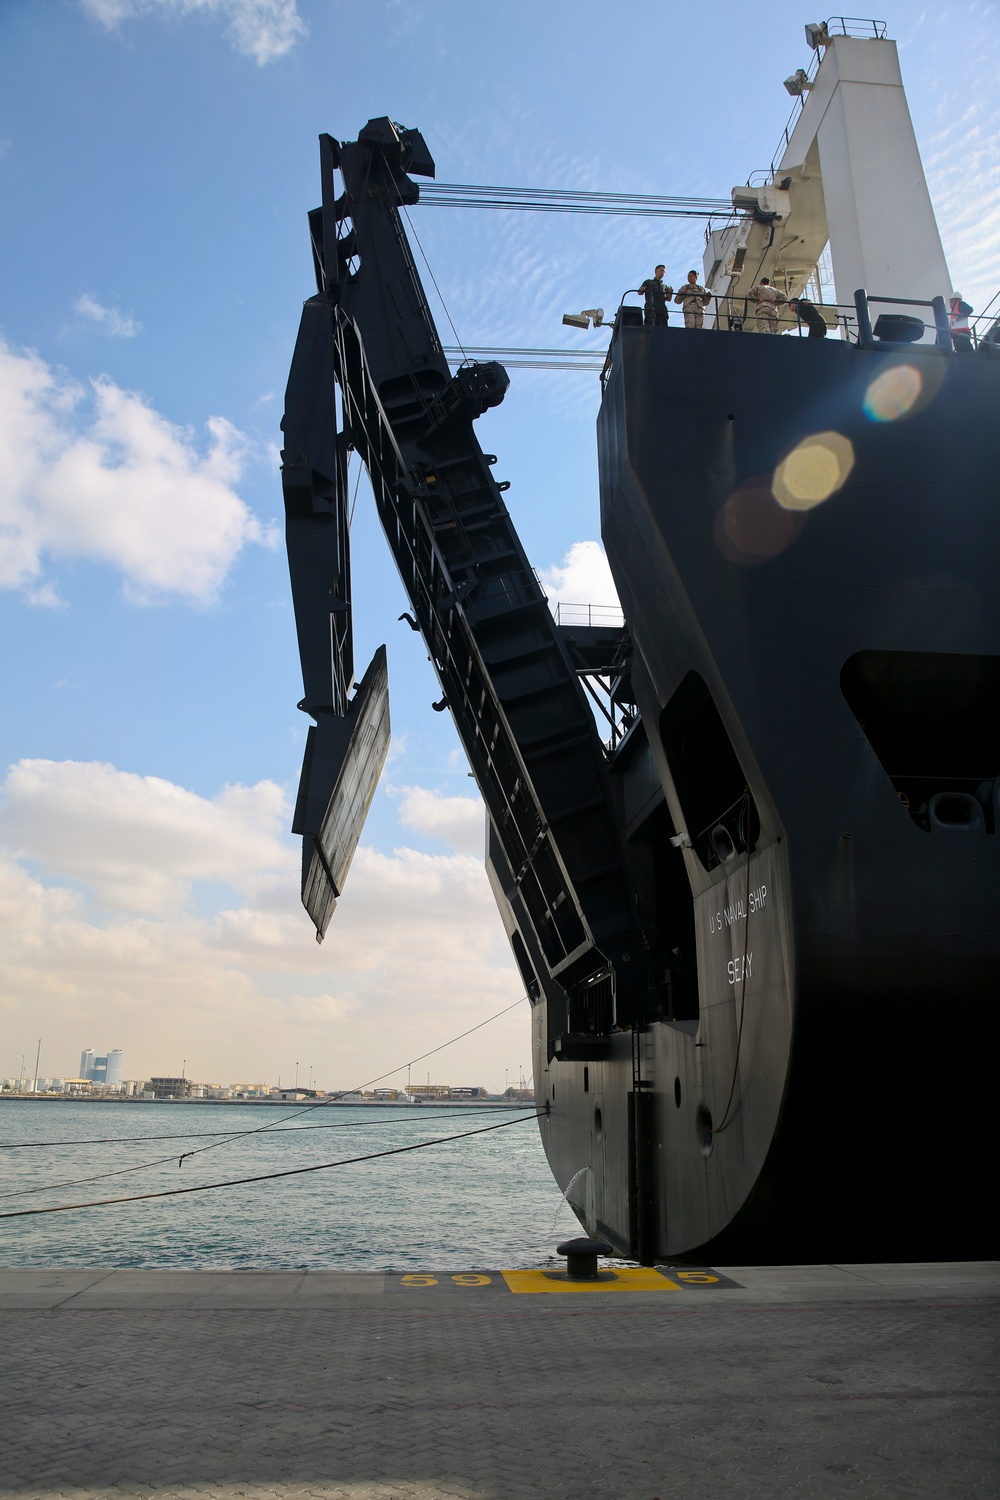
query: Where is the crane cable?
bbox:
[401,204,467,360]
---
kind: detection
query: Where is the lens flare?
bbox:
[772,431,854,511]
[714,479,804,564]
[863,364,923,422]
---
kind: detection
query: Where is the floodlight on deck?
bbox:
[783,69,814,96]
[563,309,608,330]
[804,21,829,48]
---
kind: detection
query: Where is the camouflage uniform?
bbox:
[674,281,711,329]
[639,274,674,326]
[748,282,786,333]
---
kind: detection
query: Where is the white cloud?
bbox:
[0,761,522,1089]
[75,293,142,339]
[910,11,1000,320]
[538,539,621,613]
[0,760,294,916]
[927,98,1000,317]
[0,338,266,603]
[80,0,306,64]
[397,785,484,855]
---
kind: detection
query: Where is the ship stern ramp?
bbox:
[597,322,1000,1260]
[292,645,390,940]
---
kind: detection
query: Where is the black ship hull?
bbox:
[512,326,1000,1261]
[284,119,998,1267]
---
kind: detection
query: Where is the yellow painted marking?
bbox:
[501,1267,680,1294]
[676,1271,719,1284]
[451,1273,492,1286]
[400,1274,439,1286]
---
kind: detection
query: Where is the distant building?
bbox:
[78,1048,124,1088]
[147,1077,192,1099]
[410,1084,487,1100]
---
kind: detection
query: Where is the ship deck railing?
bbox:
[552,602,625,631]
[602,289,999,389]
[615,288,860,342]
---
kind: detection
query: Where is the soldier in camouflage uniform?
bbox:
[638,265,674,326]
[748,277,786,334]
[674,270,712,329]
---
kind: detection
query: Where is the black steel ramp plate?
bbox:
[299,645,390,939]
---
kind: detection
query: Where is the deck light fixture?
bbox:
[783,68,814,96]
[804,21,829,49]
[562,308,607,330]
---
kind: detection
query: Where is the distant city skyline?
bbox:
[2,1043,531,1096]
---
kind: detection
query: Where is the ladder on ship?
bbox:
[281,119,647,1030]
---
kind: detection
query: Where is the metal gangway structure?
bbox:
[281,120,653,1057]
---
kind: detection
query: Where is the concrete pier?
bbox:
[1,1262,996,1499]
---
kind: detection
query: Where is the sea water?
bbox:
[0,1101,579,1270]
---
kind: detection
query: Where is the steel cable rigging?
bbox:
[0,1110,545,1221]
[0,1105,540,1202]
[0,995,531,1198]
[442,345,606,371]
[0,1102,527,1154]
[418,183,732,220]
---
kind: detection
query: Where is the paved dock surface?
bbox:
[1,1263,996,1499]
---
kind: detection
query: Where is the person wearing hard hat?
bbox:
[949,294,974,354]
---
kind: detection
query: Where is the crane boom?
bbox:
[281,119,652,1045]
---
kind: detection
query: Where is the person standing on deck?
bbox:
[788,296,828,338]
[639,265,674,326]
[748,277,785,333]
[675,271,712,329]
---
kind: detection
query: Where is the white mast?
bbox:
[783,29,951,309]
[704,22,952,333]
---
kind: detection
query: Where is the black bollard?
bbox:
[556,1236,613,1281]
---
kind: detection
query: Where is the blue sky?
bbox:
[1,0,997,1090]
